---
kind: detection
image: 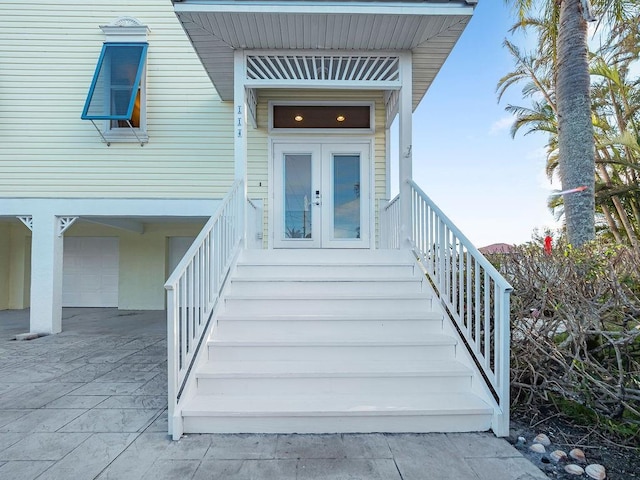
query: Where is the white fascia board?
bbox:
[244,80,401,90]
[0,198,220,218]
[246,48,405,57]
[174,2,474,16]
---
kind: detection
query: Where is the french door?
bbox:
[273,142,370,248]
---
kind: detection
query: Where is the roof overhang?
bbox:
[174,1,475,110]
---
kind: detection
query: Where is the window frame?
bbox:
[81,18,149,145]
[268,101,376,135]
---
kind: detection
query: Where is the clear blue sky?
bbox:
[391,0,558,248]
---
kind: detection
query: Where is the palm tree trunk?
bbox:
[556,0,596,246]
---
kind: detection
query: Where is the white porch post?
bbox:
[29,214,64,334]
[234,50,248,246]
[399,53,413,248]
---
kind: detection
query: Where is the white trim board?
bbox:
[174,2,475,16]
[268,136,375,250]
[268,100,376,135]
[0,198,220,218]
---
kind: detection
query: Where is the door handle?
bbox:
[314,190,321,206]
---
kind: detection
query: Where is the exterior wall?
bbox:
[0,222,31,310]
[0,0,234,199]
[2,221,205,311]
[247,89,388,245]
[10,225,32,310]
[0,223,9,310]
[64,222,205,310]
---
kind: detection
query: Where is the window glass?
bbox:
[273,105,370,129]
[82,43,148,122]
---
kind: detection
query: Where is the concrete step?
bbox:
[234,263,418,279]
[222,295,432,316]
[177,248,496,436]
[181,393,493,434]
[195,360,473,396]
[238,248,414,264]
[215,314,444,341]
[207,336,457,363]
[227,277,425,295]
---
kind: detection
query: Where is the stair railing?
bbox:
[391,180,513,436]
[165,180,247,439]
[380,195,401,249]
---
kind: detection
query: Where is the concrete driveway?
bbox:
[0,308,548,480]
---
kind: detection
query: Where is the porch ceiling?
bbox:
[174,1,474,110]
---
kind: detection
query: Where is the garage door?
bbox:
[63,237,119,307]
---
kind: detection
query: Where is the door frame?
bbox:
[268,136,375,249]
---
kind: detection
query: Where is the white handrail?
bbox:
[165,180,244,439]
[407,180,513,436]
[380,194,400,249]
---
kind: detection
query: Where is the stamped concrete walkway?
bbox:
[0,308,548,480]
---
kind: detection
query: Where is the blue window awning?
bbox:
[81,42,148,121]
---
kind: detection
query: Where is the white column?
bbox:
[385,125,391,200]
[398,53,413,248]
[234,50,248,246]
[29,214,63,334]
[234,50,248,182]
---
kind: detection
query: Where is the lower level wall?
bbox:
[0,223,9,310]
[119,233,168,310]
[0,220,205,311]
[0,222,31,310]
[68,222,205,310]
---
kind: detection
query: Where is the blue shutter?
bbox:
[81,43,148,121]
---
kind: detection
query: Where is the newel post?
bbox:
[398,53,413,248]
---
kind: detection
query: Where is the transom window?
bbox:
[271,104,373,132]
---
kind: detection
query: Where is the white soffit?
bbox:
[174,1,474,109]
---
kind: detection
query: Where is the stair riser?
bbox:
[180,250,497,436]
[208,345,455,363]
[196,375,472,396]
[215,319,442,341]
[234,264,416,279]
[228,280,424,296]
[239,249,412,264]
[182,413,493,434]
[223,298,432,316]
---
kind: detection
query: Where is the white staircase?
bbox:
[179,249,494,434]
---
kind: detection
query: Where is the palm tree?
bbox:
[590,55,640,248]
[504,0,634,247]
[498,17,640,248]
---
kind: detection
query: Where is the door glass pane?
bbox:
[333,154,360,239]
[284,154,312,239]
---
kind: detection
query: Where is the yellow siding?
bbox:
[0,223,32,310]
[247,90,388,245]
[0,0,234,198]
[13,228,32,310]
[0,224,9,310]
